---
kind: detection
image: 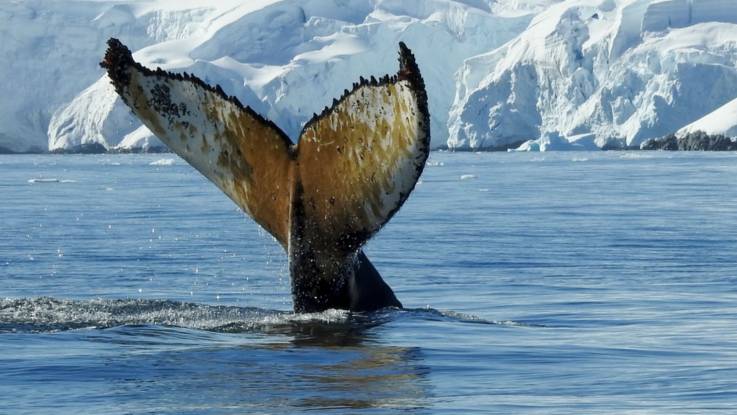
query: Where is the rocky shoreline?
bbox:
[3,131,736,154]
[46,143,171,154]
[640,131,737,151]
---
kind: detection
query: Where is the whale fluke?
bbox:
[101,38,430,312]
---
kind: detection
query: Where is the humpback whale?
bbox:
[101,38,430,313]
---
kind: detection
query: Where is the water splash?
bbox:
[0,297,349,333]
[401,307,545,328]
[0,297,532,334]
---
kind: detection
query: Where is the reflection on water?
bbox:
[1,297,433,413]
[294,346,430,411]
[286,321,431,411]
[103,320,432,413]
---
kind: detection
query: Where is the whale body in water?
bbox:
[101,38,430,312]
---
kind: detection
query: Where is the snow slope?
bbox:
[32,0,557,152]
[448,0,737,150]
[0,0,228,153]
[676,97,737,138]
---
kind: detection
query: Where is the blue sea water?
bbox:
[2,151,737,414]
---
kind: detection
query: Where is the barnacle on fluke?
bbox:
[101,38,292,148]
[101,37,430,313]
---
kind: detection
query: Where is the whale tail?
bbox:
[101,38,430,312]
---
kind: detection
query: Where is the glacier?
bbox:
[1,0,555,153]
[448,0,737,150]
[2,0,737,153]
[0,0,223,153]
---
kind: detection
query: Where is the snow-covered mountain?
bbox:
[449,0,737,150]
[2,0,736,153]
[1,0,557,153]
[0,0,226,153]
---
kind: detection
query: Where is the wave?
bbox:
[27,178,76,183]
[0,297,535,334]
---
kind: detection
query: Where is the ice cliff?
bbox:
[448,0,737,150]
[1,0,555,152]
[0,0,221,152]
[2,0,736,153]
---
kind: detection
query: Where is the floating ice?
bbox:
[149,158,175,166]
[618,153,654,160]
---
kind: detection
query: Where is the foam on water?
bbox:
[0,297,520,335]
[0,297,345,333]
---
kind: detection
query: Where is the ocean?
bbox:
[2,151,737,414]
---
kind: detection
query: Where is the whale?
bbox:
[101,38,430,312]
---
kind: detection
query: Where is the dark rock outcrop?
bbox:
[50,143,108,154]
[111,146,171,154]
[641,131,737,151]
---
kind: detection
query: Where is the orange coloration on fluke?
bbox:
[101,38,429,312]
